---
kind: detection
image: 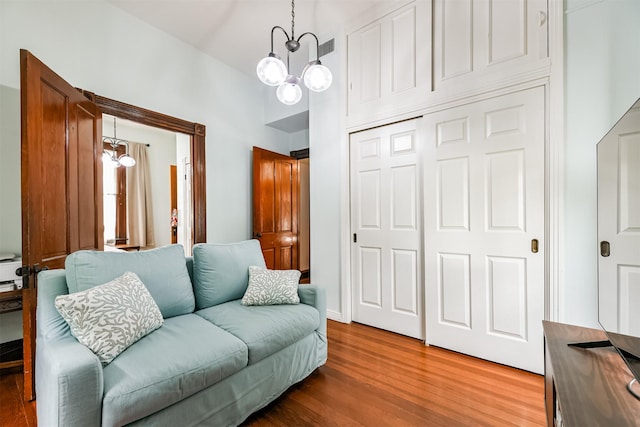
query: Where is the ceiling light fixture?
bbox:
[256,0,332,105]
[102,117,136,167]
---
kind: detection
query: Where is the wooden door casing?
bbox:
[20,49,103,400]
[252,147,299,270]
[85,94,207,245]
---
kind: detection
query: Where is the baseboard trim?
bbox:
[326,309,346,323]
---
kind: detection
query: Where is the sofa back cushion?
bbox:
[65,244,195,318]
[193,240,266,309]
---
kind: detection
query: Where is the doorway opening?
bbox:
[101,115,193,254]
[291,148,310,283]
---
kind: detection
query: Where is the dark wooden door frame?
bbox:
[80,91,207,244]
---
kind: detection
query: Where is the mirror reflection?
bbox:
[102,114,193,254]
[597,97,640,390]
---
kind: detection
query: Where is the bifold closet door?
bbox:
[350,119,424,340]
[423,87,545,374]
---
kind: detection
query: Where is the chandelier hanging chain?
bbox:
[291,0,295,39]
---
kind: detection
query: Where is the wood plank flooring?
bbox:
[0,366,36,427]
[0,320,544,426]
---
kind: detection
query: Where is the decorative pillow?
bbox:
[192,240,267,309]
[55,272,164,365]
[241,266,301,306]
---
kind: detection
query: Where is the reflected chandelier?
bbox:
[256,0,332,105]
[102,117,135,167]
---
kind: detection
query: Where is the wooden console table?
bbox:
[543,321,640,426]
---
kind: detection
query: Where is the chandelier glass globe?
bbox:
[303,62,332,92]
[276,76,303,105]
[256,54,287,86]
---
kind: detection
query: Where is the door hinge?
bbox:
[353,233,357,243]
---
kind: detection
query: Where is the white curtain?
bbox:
[127,142,155,248]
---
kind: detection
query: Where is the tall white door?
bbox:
[424,87,545,373]
[351,119,424,339]
[598,100,640,336]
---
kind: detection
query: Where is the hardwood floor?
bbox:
[0,321,544,426]
[0,366,36,427]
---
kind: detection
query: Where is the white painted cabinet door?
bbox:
[351,119,424,339]
[347,1,431,125]
[598,101,640,337]
[433,0,548,96]
[424,87,545,373]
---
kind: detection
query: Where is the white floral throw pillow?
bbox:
[241,266,301,306]
[55,271,163,365]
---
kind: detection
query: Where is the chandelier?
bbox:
[256,0,332,105]
[102,117,135,167]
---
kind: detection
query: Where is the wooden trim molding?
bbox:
[82,90,207,244]
[547,0,565,322]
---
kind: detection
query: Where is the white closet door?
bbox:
[351,119,424,339]
[424,87,545,373]
[598,102,640,336]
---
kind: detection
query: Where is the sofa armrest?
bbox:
[36,336,103,427]
[298,285,327,338]
[36,269,103,426]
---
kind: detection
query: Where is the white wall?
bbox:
[289,129,309,152]
[0,0,291,248]
[0,85,21,256]
[563,0,640,327]
[309,35,345,318]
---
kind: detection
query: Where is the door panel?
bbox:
[439,252,471,328]
[252,147,299,270]
[487,256,527,339]
[351,119,424,339]
[21,50,102,400]
[424,87,544,373]
[486,149,525,231]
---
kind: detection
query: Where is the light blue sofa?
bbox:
[36,241,327,426]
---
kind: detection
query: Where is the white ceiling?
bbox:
[107,0,399,78]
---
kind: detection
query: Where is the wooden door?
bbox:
[598,100,640,336]
[252,147,299,270]
[350,119,424,339]
[20,50,102,400]
[424,87,545,374]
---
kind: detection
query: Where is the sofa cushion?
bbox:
[192,240,266,309]
[55,272,163,365]
[196,299,319,364]
[65,244,194,318]
[102,314,248,427]
[241,266,301,306]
